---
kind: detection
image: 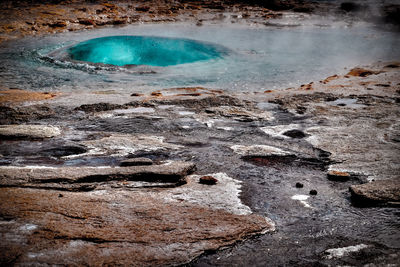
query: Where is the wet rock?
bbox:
[327,170,351,182]
[383,4,400,25]
[231,144,294,157]
[349,178,400,206]
[199,176,218,185]
[309,190,318,195]
[0,161,196,189]
[130,93,143,97]
[74,134,183,158]
[120,157,153,167]
[48,21,67,28]
[0,183,272,266]
[0,125,61,139]
[385,63,400,68]
[0,105,54,124]
[324,244,370,259]
[346,68,379,77]
[78,18,96,25]
[0,89,58,103]
[295,182,304,188]
[74,103,124,113]
[205,106,272,121]
[152,95,245,110]
[282,129,306,139]
[41,145,87,158]
[340,2,361,12]
[136,6,150,12]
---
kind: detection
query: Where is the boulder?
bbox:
[349,178,400,206]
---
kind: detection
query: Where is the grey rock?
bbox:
[0,125,61,139]
[0,161,196,190]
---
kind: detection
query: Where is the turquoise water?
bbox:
[0,24,399,92]
[67,36,224,66]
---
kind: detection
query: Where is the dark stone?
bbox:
[131,93,143,97]
[199,176,218,185]
[136,6,150,12]
[78,19,96,25]
[375,84,390,87]
[383,4,400,25]
[309,190,317,195]
[340,2,361,12]
[282,129,306,139]
[120,158,153,167]
[295,182,304,188]
[74,103,124,113]
[58,194,63,197]
[327,170,351,182]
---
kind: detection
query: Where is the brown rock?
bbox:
[327,170,351,182]
[199,176,218,185]
[136,6,150,12]
[349,178,400,206]
[78,18,96,25]
[0,187,272,266]
[151,92,163,97]
[0,89,58,103]
[48,21,67,28]
[346,68,379,77]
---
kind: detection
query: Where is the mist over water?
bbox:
[0,22,399,93]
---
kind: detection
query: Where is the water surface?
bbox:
[0,23,399,92]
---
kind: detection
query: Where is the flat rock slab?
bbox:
[350,178,400,206]
[230,144,294,157]
[0,173,273,265]
[0,125,61,139]
[0,162,196,190]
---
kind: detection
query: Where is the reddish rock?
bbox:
[199,176,218,185]
[151,92,163,97]
[78,18,96,25]
[327,170,351,182]
[350,178,400,206]
[0,185,272,265]
[136,6,150,12]
[346,68,379,77]
[48,21,67,27]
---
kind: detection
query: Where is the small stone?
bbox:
[120,158,153,167]
[151,92,163,97]
[58,194,63,198]
[199,176,218,185]
[295,182,304,188]
[131,93,143,97]
[309,190,317,195]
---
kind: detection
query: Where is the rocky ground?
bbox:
[0,0,400,266]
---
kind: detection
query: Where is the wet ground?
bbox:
[1,1,400,265]
[1,67,399,265]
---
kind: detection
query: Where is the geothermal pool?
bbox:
[0,23,399,92]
